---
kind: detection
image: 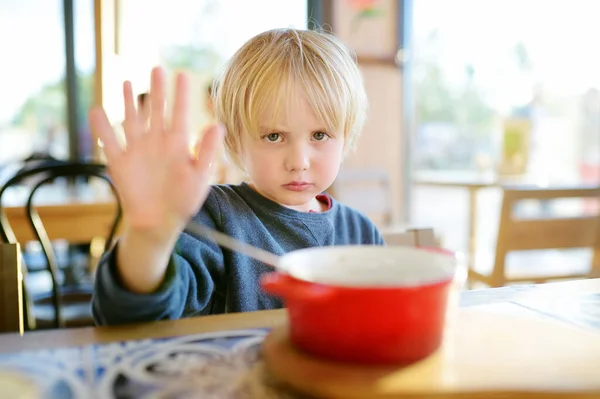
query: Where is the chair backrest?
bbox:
[0,243,24,334]
[0,158,70,244]
[0,156,64,193]
[491,184,600,285]
[0,162,122,328]
[382,227,438,247]
[328,169,393,227]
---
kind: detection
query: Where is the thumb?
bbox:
[193,123,225,174]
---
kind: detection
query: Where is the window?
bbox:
[0,1,68,164]
[411,0,600,183]
[107,0,307,139]
[0,0,95,165]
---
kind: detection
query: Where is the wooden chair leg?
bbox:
[0,243,24,334]
[591,248,600,278]
[490,249,507,288]
[409,228,437,247]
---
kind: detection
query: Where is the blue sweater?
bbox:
[92,183,384,325]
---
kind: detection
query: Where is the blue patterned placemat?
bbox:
[0,328,293,399]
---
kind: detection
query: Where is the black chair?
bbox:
[0,153,63,186]
[0,162,122,329]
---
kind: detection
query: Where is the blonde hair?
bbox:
[214,28,368,170]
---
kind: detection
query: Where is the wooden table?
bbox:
[0,309,286,354]
[1,182,118,244]
[0,278,598,353]
[0,279,598,397]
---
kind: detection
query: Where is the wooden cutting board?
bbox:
[0,370,40,399]
[262,305,600,398]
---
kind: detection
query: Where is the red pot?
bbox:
[260,245,457,365]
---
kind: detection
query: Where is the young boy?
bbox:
[89,28,384,326]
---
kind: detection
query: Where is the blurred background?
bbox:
[2,0,599,287]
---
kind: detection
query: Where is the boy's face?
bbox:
[240,93,344,212]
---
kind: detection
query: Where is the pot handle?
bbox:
[260,272,335,302]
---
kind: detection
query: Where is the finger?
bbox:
[170,72,189,135]
[149,66,167,133]
[193,124,225,175]
[123,81,143,143]
[89,106,123,162]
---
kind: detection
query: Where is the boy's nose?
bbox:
[285,146,310,172]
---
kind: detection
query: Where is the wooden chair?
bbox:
[382,227,438,247]
[0,243,24,334]
[0,162,122,330]
[470,185,600,287]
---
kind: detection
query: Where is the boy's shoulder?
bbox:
[198,184,383,244]
[202,183,249,213]
[203,183,378,229]
[330,197,377,225]
[207,183,242,200]
[328,197,384,244]
[207,185,374,222]
[201,183,266,221]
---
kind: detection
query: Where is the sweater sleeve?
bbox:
[374,226,385,246]
[92,191,225,326]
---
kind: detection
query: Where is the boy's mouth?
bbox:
[282,181,313,192]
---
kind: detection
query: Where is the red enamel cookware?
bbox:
[260,245,459,365]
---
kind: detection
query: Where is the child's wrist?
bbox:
[123,220,182,247]
[116,227,178,294]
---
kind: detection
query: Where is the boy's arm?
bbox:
[112,226,179,295]
[92,230,223,325]
[92,194,225,326]
[361,212,385,245]
[375,227,385,245]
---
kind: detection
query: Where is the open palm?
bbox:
[89,67,223,238]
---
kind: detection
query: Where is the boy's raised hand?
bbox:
[89,67,224,241]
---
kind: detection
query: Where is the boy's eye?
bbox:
[265,133,281,142]
[312,131,329,141]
